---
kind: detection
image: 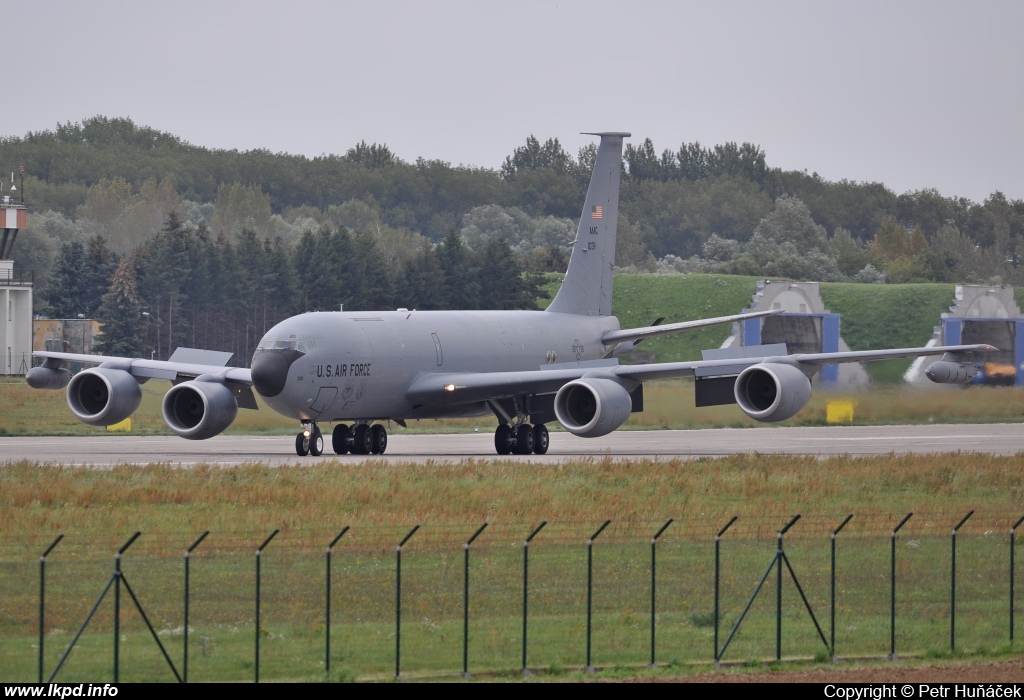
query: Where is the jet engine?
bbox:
[734,362,812,423]
[66,368,143,426]
[925,361,978,384]
[554,377,633,438]
[162,379,238,440]
[26,366,72,390]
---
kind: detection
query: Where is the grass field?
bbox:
[1,453,1022,681]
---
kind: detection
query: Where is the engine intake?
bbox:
[66,368,143,426]
[734,362,812,423]
[554,377,633,438]
[162,379,238,440]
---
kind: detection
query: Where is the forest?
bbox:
[2,116,1023,360]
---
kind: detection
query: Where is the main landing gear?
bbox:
[295,422,388,456]
[494,422,549,456]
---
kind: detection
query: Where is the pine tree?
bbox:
[96,258,146,356]
[45,240,88,318]
[82,235,119,317]
[436,228,479,309]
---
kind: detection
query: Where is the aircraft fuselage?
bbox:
[253,309,621,422]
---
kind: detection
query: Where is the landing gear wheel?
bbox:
[352,424,373,455]
[309,426,324,456]
[494,424,512,455]
[295,432,310,456]
[371,424,388,454]
[332,424,350,454]
[532,423,549,455]
[515,424,535,455]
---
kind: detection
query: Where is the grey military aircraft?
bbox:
[27,132,993,456]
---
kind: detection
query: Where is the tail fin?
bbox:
[546,132,628,316]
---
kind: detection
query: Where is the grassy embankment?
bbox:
[3,274,1015,437]
[0,454,1022,681]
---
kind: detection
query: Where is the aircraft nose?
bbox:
[251,351,290,397]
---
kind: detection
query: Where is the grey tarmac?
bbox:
[2,423,1022,466]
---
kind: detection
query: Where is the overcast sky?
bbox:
[9,0,1023,202]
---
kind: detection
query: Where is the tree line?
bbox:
[4,117,1021,265]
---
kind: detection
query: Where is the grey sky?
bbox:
[10,0,1023,203]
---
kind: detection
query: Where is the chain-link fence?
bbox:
[1,512,1022,682]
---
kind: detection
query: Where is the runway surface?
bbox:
[1,423,1022,466]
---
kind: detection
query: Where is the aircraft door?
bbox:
[309,387,338,417]
[431,333,443,366]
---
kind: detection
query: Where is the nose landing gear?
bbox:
[295,422,324,456]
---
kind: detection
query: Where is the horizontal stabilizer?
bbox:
[603,309,783,346]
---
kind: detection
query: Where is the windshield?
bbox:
[256,339,315,353]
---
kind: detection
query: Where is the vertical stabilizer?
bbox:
[546,132,628,316]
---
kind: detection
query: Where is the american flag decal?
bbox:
[591,205,603,219]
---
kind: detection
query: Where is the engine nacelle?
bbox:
[26,366,72,390]
[554,377,633,438]
[162,379,238,440]
[66,368,143,426]
[734,362,812,423]
[926,361,978,385]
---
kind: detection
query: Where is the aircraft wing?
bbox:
[33,351,253,384]
[406,344,995,405]
[602,309,782,345]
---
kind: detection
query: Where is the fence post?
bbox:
[890,512,913,661]
[522,520,547,676]
[951,510,974,653]
[395,524,420,680]
[650,519,673,668]
[714,515,738,667]
[776,515,801,662]
[254,529,279,684]
[1013,514,1024,643]
[113,532,140,683]
[38,534,64,683]
[463,522,488,678]
[325,526,349,676]
[830,514,853,662]
[183,531,209,683]
[585,520,611,673]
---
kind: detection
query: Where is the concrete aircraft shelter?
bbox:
[721,281,869,389]
[905,285,1024,387]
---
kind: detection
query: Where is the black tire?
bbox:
[332,424,350,454]
[494,424,512,455]
[515,424,535,454]
[532,423,549,455]
[309,426,324,456]
[295,432,309,456]
[352,424,373,455]
[371,424,388,454]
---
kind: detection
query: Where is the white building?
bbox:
[1,199,31,376]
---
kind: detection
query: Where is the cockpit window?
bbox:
[257,339,313,352]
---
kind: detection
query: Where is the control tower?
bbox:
[1,173,31,376]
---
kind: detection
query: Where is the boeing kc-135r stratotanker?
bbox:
[26,132,994,456]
